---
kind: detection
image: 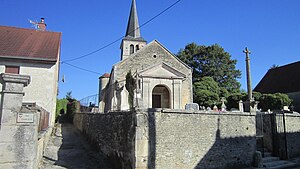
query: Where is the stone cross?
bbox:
[243,47,253,101]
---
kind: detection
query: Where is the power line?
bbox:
[61,0,182,63]
[62,62,101,75]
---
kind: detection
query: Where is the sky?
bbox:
[1,0,300,102]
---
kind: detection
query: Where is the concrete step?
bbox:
[263,156,280,163]
[264,152,273,157]
[264,160,296,168]
[269,162,297,169]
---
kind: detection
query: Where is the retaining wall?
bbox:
[145,110,256,169]
[74,109,257,169]
[73,112,136,169]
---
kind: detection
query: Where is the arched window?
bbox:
[136,45,139,52]
[130,44,134,54]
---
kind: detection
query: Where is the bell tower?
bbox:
[121,0,147,60]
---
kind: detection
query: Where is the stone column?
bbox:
[0,73,39,169]
[135,112,149,169]
[172,80,181,109]
[142,79,150,108]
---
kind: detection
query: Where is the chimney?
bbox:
[37,18,47,31]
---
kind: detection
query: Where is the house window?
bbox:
[136,45,139,52]
[5,65,20,74]
[130,44,134,54]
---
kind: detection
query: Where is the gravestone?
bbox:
[185,103,199,111]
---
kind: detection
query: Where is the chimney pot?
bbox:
[37,17,46,31]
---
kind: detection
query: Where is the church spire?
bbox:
[121,0,146,60]
[125,0,141,38]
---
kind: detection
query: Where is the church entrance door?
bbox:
[152,85,170,108]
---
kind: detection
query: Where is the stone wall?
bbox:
[145,110,257,169]
[73,112,136,169]
[260,112,300,159]
[74,109,257,169]
[285,113,300,158]
[0,73,39,168]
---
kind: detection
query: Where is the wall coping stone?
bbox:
[0,73,30,86]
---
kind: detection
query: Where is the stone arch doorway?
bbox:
[152,85,171,108]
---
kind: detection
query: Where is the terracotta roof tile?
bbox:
[254,61,300,93]
[0,25,61,61]
[100,73,110,78]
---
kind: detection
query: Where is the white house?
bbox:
[0,19,61,124]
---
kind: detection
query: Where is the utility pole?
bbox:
[243,47,253,101]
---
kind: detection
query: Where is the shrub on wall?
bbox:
[193,77,221,108]
[259,93,292,111]
[55,98,68,121]
[66,100,80,123]
[226,92,247,110]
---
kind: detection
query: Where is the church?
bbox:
[98,0,193,112]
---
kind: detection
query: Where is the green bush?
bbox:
[226,92,247,110]
[55,98,68,121]
[194,89,219,108]
[193,77,222,108]
[259,93,292,111]
[66,101,80,123]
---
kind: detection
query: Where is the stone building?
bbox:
[254,61,300,112]
[0,20,61,124]
[99,0,193,112]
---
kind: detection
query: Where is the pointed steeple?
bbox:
[120,0,146,60]
[126,0,141,38]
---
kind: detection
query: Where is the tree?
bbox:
[193,77,220,107]
[177,43,241,93]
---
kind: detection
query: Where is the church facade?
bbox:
[99,0,193,112]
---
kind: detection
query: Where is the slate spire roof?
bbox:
[125,0,141,38]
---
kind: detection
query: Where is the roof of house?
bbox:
[0,25,61,62]
[254,61,300,93]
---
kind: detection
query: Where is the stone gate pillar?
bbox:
[0,73,39,169]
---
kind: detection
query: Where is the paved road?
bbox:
[40,123,113,169]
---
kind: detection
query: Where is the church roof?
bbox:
[114,40,192,70]
[254,61,300,93]
[0,25,61,62]
[125,0,141,38]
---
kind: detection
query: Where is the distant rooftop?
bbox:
[0,25,61,62]
[254,61,300,93]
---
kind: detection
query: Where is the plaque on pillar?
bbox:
[17,113,34,123]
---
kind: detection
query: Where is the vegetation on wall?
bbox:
[259,93,292,111]
[55,91,80,123]
[55,98,68,121]
[226,91,292,111]
[177,42,293,111]
[193,77,220,107]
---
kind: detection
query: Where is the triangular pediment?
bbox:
[139,62,186,79]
